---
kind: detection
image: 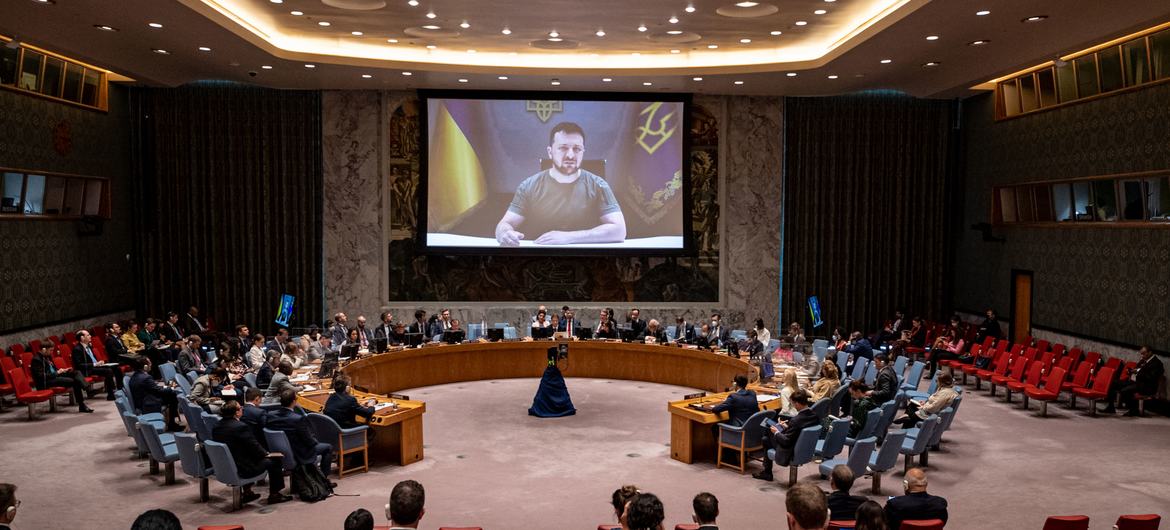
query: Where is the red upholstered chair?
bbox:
[1008,343,1025,358]
[1005,362,1044,404]
[8,368,54,420]
[1042,515,1090,530]
[438,527,483,530]
[1066,347,1084,364]
[1049,343,1067,361]
[1081,351,1101,370]
[10,343,27,357]
[48,335,62,346]
[901,520,945,530]
[1024,366,1067,416]
[1114,514,1161,530]
[675,525,700,530]
[197,526,245,530]
[597,525,621,530]
[829,521,858,530]
[1061,361,1094,400]
[980,335,995,352]
[1035,339,1050,353]
[1071,366,1116,416]
[972,349,1010,390]
[1020,335,1035,348]
[989,355,1028,397]
[0,355,14,411]
[28,339,43,354]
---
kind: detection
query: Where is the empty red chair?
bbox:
[1024,366,1067,416]
[1005,362,1043,403]
[28,339,43,354]
[0,356,14,411]
[1071,366,1116,416]
[7,368,53,420]
[1103,356,1121,373]
[973,349,1010,390]
[1036,351,1056,372]
[597,525,621,530]
[829,522,857,530]
[980,335,995,351]
[438,527,483,530]
[1050,343,1066,359]
[996,339,1010,352]
[1061,361,1094,395]
[1056,356,1074,374]
[1082,351,1101,369]
[990,356,1029,397]
[10,343,27,357]
[47,335,62,346]
[1115,514,1161,530]
[901,520,945,530]
[1020,335,1035,348]
[197,526,244,530]
[1035,339,1050,353]
[1008,343,1025,357]
[1067,347,1084,364]
[675,525,700,530]
[1042,515,1089,530]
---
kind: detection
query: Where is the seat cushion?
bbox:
[1004,381,1028,392]
[1071,389,1106,399]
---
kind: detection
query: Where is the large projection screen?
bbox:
[419,90,692,256]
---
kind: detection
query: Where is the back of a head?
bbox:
[853,500,889,530]
[278,360,294,375]
[219,400,240,419]
[785,483,828,530]
[0,483,15,515]
[131,509,182,530]
[279,388,298,408]
[830,464,855,493]
[791,389,812,408]
[334,374,351,394]
[611,485,639,517]
[734,374,748,389]
[344,508,375,530]
[388,479,425,525]
[905,467,928,492]
[626,492,664,530]
[245,387,263,402]
[692,492,718,525]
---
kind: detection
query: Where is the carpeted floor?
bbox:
[0,376,1167,530]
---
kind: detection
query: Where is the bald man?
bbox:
[884,468,948,530]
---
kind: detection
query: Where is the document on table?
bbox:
[757,394,780,403]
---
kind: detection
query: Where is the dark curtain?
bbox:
[129,84,323,335]
[782,93,958,334]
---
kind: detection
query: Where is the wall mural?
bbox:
[386,100,720,302]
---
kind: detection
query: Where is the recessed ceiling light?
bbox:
[403,71,413,75]
[270,0,283,3]
[148,22,163,28]
[692,77,702,81]
[198,46,211,52]
[880,58,892,64]
[734,80,744,85]
[94,24,118,31]
[467,49,476,53]
[425,12,436,19]
[643,81,653,86]
[632,52,641,56]
[1022,15,1047,22]
[824,0,836,2]
[668,16,679,24]
[549,31,559,38]
[786,72,797,77]
[736,1,758,7]
[770,30,782,36]
[502,27,512,35]
[637,24,647,32]
[968,39,990,46]
[152,48,169,54]
[795,20,808,26]
[602,78,612,82]
[362,74,373,78]
[926,35,939,41]
[261,65,273,69]
[408,0,419,5]
[670,49,680,54]
[456,21,468,29]
[975,10,990,16]
[498,75,508,80]
[740,38,751,43]
[318,21,331,26]
[548,38,563,42]
[667,30,683,35]
[31,0,56,4]
[827,74,838,79]
[458,78,468,83]
[304,64,315,68]
[351,31,364,36]
[923,61,940,67]
[595,29,605,37]
[707,44,718,49]
[685,5,695,12]
[422,25,440,30]
[550,79,561,86]
[814,9,827,15]
[387,38,399,43]
[290,10,303,16]
[426,44,436,49]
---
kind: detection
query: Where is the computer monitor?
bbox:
[574,327,593,340]
[370,337,388,353]
[340,344,359,358]
[486,328,505,342]
[531,326,554,340]
[620,328,639,343]
[405,332,424,347]
[442,330,465,344]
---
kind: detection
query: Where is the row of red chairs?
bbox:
[0,332,124,418]
[1042,513,1161,530]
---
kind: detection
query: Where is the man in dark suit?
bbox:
[691,492,719,530]
[266,328,290,358]
[885,468,948,530]
[233,325,252,365]
[870,353,899,405]
[753,390,819,482]
[241,387,269,447]
[705,375,759,427]
[0,483,19,530]
[182,306,207,337]
[324,375,376,441]
[556,307,577,334]
[407,309,428,336]
[709,313,731,348]
[104,322,131,364]
[71,330,118,400]
[1104,345,1165,415]
[373,312,396,343]
[826,464,867,521]
[627,308,647,338]
[128,358,181,430]
[211,400,291,505]
[843,331,874,364]
[30,344,93,413]
[973,308,1002,344]
[160,312,186,344]
[267,389,334,481]
[694,324,713,349]
[637,319,668,344]
[673,316,695,344]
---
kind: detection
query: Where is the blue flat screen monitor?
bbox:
[275,294,295,327]
[808,296,824,329]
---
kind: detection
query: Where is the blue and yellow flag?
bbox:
[428,100,488,231]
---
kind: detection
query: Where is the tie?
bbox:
[361,332,368,347]
[86,346,97,365]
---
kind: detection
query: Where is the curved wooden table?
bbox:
[327,340,756,466]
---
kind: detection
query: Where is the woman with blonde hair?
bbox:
[809,361,840,401]
[777,368,801,417]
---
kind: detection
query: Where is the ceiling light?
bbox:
[270,0,283,3]
[467,49,476,53]
[498,75,508,80]
[736,1,758,7]
[458,78,468,83]
[1022,15,1047,22]
[692,77,702,81]
[387,38,399,43]
[403,71,413,75]
[261,65,273,69]
[304,64,315,68]
[502,27,512,35]
[786,72,797,77]
[707,44,718,49]
[426,44,436,49]
[968,39,989,46]
[408,0,419,5]
[770,30,782,36]
[740,38,751,43]
[460,21,470,29]
[669,16,679,24]
[602,78,612,82]
[638,24,647,32]
[667,30,683,35]
[824,0,836,2]
[734,80,744,85]
[318,21,331,26]
[550,79,561,86]
[926,35,938,41]
[595,29,605,37]
[198,46,211,52]
[643,82,653,86]
[94,25,118,31]
[152,48,169,54]
[290,10,303,15]
[422,25,440,29]
[362,74,373,78]
[670,49,680,54]
[351,31,364,36]
[632,52,641,56]
[880,58,892,64]
[976,10,990,16]
[548,38,563,42]
[814,9,827,15]
[32,0,56,3]
[685,5,695,12]
[425,12,436,19]
[827,74,838,79]
[922,61,940,67]
[549,31,559,38]
[148,22,163,28]
[795,20,808,26]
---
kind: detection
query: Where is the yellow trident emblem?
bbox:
[635,102,677,155]
[525,100,563,123]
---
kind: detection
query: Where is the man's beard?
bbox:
[554,160,578,174]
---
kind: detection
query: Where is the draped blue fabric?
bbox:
[528,365,576,417]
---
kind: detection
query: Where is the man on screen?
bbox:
[495,122,627,246]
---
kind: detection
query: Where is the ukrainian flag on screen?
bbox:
[429,100,488,232]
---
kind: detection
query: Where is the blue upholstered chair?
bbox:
[768,339,781,354]
[159,362,179,385]
[844,407,883,449]
[204,439,268,511]
[201,412,221,438]
[871,398,901,442]
[900,361,927,391]
[905,372,940,401]
[812,338,829,351]
[810,398,830,419]
[792,351,804,364]
[899,416,940,473]
[174,432,214,502]
[850,358,870,382]
[819,436,876,479]
[121,411,153,459]
[243,372,258,388]
[867,429,907,493]
[716,409,777,473]
[815,417,851,461]
[139,420,181,485]
[116,394,164,433]
[767,424,821,486]
[730,329,748,341]
[186,370,199,384]
[467,323,484,342]
[174,375,192,396]
[205,349,218,364]
[306,412,369,477]
[182,400,212,441]
[504,326,519,340]
[836,352,850,380]
[864,362,878,386]
[814,345,828,363]
[263,428,299,471]
[828,383,851,418]
[893,356,909,380]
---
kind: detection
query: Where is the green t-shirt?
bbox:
[507,169,621,237]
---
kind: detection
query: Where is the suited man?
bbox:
[105,322,131,364]
[267,389,334,479]
[30,344,93,413]
[212,400,291,505]
[709,313,730,348]
[973,308,1002,344]
[842,331,874,362]
[826,465,868,521]
[407,309,428,335]
[160,312,186,344]
[885,468,948,530]
[627,308,647,338]
[1105,345,1165,416]
[426,309,452,339]
[354,316,375,349]
[241,387,269,448]
[673,317,695,344]
[691,492,719,530]
[128,358,181,430]
[330,313,350,352]
[324,375,376,441]
[266,328,290,358]
[870,353,898,405]
[638,319,668,344]
[233,325,252,364]
[694,324,713,349]
[557,307,577,334]
[373,312,396,343]
[178,335,209,375]
[71,330,118,400]
[705,375,758,426]
[753,390,818,482]
[182,306,207,337]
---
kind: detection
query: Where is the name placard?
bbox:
[683,392,706,400]
[388,393,410,400]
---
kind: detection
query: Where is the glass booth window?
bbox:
[1091,180,1119,221]
[23,174,45,214]
[1053,183,1073,222]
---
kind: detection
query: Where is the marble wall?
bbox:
[322,92,782,330]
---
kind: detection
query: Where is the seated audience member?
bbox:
[876,310,905,344]
[831,327,848,350]
[532,305,549,323]
[0,483,19,530]
[639,319,667,344]
[927,330,964,377]
[183,306,207,337]
[785,322,805,345]
[625,492,665,530]
[843,331,874,362]
[130,509,182,530]
[280,341,305,369]
[129,358,182,431]
[122,320,146,354]
[744,329,765,359]
[343,328,363,349]
[847,381,876,437]
[212,400,291,505]
[754,390,819,482]
[973,308,1002,344]
[268,389,334,480]
[596,316,619,340]
[755,318,772,345]
[692,492,719,530]
[827,464,867,521]
[161,312,185,344]
[870,354,898,405]
[308,335,332,360]
[233,325,252,362]
[407,309,428,336]
[256,352,281,390]
[777,368,801,417]
[533,308,552,329]
[30,343,93,413]
[345,508,375,530]
[893,317,926,358]
[809,362,840,401]
[188,368,228,413]
[895,373,958,428]
[854,500,889,530]
[785,482,829,530]
[673,316,695,344]
[241,387,268,446]
[385,479,426,529]
[694,324,713,349]
[703,374,758,426]
[267,327,290,358]
[105,322,132,363]
[373,312,396,342]
[611,485,640,528]
[627,308,648,338]
[1103,345,1164,415]
[71,329,119,400]
[708,313,730,348]
[884,468,947,530]
[177,335,209,375]
[265,361,304,399]
[248,333,268,370]
[324,375,376,435]
[218,349,250,388]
